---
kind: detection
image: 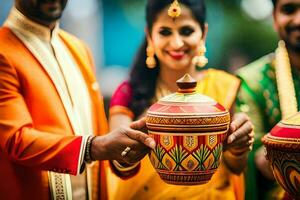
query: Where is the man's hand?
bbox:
[90,118,155,164]
[255,146,275,180]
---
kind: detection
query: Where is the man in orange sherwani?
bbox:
[0,1,155,200]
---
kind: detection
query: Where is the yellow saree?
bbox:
[108,69,242,200]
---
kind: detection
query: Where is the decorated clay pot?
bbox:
[262,113,300,198]
[146,74,230,185]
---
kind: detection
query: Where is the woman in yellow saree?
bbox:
[108,0,254,199]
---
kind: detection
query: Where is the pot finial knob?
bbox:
[176,74,197,93]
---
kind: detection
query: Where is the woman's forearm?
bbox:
[222,150,249,175]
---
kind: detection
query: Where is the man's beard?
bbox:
[285,40,300,53]
[34,0,66,22]
[285,25,300,53]
[34,10,62,22]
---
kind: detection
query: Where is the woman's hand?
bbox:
[224,112,254,155]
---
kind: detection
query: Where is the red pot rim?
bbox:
[270,123,300,139]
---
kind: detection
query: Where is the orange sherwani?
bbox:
[0,13,108,200]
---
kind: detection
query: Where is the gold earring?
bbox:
[193,41,208,68]
[146,44,156,69]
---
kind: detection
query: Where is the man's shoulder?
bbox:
[236,54,274,78]
[236,54,275,94]
[0,27,27,58]
[0,27,18,45]
[0,26,12,35]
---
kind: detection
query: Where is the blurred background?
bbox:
[0,0,278,111]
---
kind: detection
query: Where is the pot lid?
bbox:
[147,74,227,116]
[270,112,300,139]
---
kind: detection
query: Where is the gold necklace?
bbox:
[274,40,298,119]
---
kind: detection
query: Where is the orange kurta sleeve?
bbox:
[0,53,82,175]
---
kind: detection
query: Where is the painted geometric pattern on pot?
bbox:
[181,154,200,171]
[183,135,198,152]
[192,144,222,171]
[151,144,189,171]
[206,135,218,149]
[150,144,167,170]
[211,144,223,168]
[162,153,177,171]
[153,144,222,172]
[268,149,300,197]
[167,145,189,171]
[146,115,230,126]
[160,135,174,151]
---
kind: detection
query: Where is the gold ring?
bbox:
[121,146,131,157]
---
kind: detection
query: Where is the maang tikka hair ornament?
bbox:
[168,0,181,18]
[193,40,208,68]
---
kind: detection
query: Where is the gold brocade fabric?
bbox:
[109,69,242,200]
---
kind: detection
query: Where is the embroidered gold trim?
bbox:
[48,172,72,200]
[274,40,298,119]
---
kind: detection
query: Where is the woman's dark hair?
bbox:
[129,0,206,119]
[271,0,277,7]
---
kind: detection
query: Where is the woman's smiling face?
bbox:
[150,5,206,71]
